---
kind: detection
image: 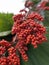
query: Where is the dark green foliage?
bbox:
[32,0,40,4]
[44,11,49,27]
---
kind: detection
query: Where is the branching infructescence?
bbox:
[0,0,49,65]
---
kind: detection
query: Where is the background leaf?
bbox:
[0,13,13,36]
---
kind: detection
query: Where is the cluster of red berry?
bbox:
[0,0,49,65]
[27,12,44,21]
[0,46,6,56]
[0,40,20,65]
[7,52,20,65]
[15,41,28,61]
[0,57,7,65]
[44,6,49,10]
[36,0,49,10]
[12,12,47,48]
